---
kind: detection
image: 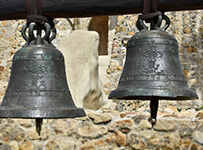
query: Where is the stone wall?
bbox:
[0,109,202,150]
[0,10,202,150]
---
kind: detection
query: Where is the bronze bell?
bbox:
[0,22,85,134]
[109,15,198,124]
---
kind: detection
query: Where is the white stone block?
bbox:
[58,30,105,110]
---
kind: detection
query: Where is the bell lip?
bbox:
[0,107,86,119]
[109,87,198,100]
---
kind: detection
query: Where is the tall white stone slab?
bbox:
[58,30,105,110]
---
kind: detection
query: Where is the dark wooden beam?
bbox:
[88,16,109,55]
[0,0,202,20]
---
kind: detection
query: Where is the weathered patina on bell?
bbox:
[109,15,198,125]
[0,22,86,135]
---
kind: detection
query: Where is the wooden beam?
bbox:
[0,0,202,20]
[88,16,109,55]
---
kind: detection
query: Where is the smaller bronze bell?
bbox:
[0,22,85,135]
[109,15,198,124]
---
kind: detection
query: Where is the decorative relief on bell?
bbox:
[109,14,198,126]
[0,21,86,135]
[120,74,187,83]
[142,47,164,74]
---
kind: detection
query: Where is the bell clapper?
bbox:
[150,97,159,127]
[35,118,43,136]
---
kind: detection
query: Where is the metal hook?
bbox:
[136,18,148,31]
[49,27,57,41]
[28,23,37,41]
[21,24,29,42]
[21,21,55,45]
[153,14,170,31]
[136,14,170,32]
[27,22,52,44]
[43,23,51,41]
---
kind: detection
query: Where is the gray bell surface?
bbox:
[109,29,198,100]
[109,15,198,126]
[0,23,85,120]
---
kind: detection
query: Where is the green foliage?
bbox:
[195,106,203,111]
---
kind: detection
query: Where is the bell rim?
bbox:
[0,107,86,119]
[109,87,198,100]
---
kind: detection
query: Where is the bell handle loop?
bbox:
[136,14,170,31]
[21,24,30,42]
[28,23,37,41]
[161,14,170,30]
[153,14,170,31]
[136,18,148,31]
[43,22,57,42]
[49,27,57,42]
[151,15,162,30]
[27,22,53,44]
[43,23,51,41]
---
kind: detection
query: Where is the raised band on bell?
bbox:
[109,14,198,125]
[0,0,86,135]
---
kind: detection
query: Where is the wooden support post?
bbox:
[88,16,109,55]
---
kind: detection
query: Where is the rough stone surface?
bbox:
[154,118,177,131]
[115,130,127,146]
[9,141,19,150]
[27,127,48,140]
[138,120,151,130]
[19,141,34,150]
[55,137,77,150]
[58,30,105,110]
[77,124,108,138]
[0,144,11,150]
[196,111,203,119]
[88,112,112,124]
[192,131,203,144]
[0,113,202,149]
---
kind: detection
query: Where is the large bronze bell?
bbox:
[109,15,198,124]
[0,22,85,134]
